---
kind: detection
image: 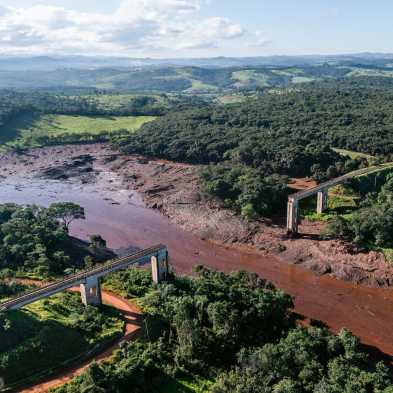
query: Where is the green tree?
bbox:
[47,202,85,231]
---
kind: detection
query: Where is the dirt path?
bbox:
[17,289,142,393]
[288,177,317,191]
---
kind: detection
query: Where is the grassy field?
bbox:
[0,113,155,149]
[292,76,315,84]
[332,147,375,161]
[346,67,393,78]
[231,70,270,87]
[186,79,218,92]
[216,94,249,104]
[0,292,123,390]
[68,93,170,112]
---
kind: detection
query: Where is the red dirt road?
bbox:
[17,290,142,393]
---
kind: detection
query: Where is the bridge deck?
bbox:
[0,244,166,311]
[289,163,393,201]
[286,162,393,233]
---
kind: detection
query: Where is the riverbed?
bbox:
[0,147,393,360]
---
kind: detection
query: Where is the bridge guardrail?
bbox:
[0,244,166,311]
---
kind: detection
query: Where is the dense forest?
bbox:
[115,81,393,215]
[118,81,393,164]
[55,267,393,393]
[0,202,108,277]
[327,174,393,248]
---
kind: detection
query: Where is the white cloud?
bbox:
[249,31,272,48]
[0,0,264,56]
[133,16,244,52]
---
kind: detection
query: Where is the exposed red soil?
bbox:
[288,177,317,191]
[100,149,392,287]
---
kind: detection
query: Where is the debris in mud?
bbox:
[1,143,393,288]
[36,154,96,182]
[103,154,119,164]
[110,149,393,288]
[145,183,174,195]
[304,261,332,276]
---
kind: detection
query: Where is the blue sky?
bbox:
[0,0,392,57]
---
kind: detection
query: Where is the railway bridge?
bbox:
[287,163,393,234]
[0,244,168,311]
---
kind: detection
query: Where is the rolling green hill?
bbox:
[2,59,393,92]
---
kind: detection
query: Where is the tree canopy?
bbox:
[327,175,393,248]
[116,82,393,216]
[47,202,85,231]
[55,267,392,393]
[0,203,98,276]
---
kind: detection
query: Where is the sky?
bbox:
[0,0,392,58]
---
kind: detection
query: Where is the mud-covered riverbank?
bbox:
[1,143,393,359]
[0,143,392,287]
[98,144,392,288]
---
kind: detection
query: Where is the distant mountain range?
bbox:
[1,53,393,71]
[1,53,393,91]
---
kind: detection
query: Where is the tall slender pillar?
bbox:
[317,189,328,214]
[80,276,102,306]
[287,198,299,234]
[151,249,169,284]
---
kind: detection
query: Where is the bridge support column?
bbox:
[317,189,328,214]
[80,276,102,306]
[287,198,299,234]
[151,249,169,284]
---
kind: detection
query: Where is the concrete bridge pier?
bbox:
[317,189,328,214]
[80,276,102,306]
[0,245,170,312]
[287,198,299,234]
[151,249,169,284]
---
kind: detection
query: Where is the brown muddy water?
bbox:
[1,175,393,359]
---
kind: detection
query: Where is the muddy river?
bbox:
[1,173,392,359]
